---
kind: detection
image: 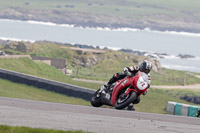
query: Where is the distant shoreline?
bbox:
[0,8,200,34]
[1,37,200,73]
[0,34,199,60]
[1,18,200,38]
[0,18,200,60]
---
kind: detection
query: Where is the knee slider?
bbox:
[113,73,119,79]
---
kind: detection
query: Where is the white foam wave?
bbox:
[1,19,200,37]
[162,64,196,69]
[0,37,35,43]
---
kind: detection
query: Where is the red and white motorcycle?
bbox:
[90,71,149,109]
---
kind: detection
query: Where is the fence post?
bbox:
[173,74,176,83]
[183,74,186,86]
[165,74,168,82]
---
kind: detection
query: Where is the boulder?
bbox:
[3,41,30,53]
[177,54,195,59]
[180,95,200,104]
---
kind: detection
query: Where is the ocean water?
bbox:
[0,19,200,73]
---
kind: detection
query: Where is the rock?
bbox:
[74,44,95,49]
[119,49,147,56]
[0,39,10,45]
[3,42,30,53]
[154,53,169,58]
[180,95,200,104]
[177,54,195,59]
[119,49,163,73]
[73,55,100,68]
[0,51,6,55]
[151,59,163,73]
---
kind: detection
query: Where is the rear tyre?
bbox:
[90,89,103,107]
[115,91,137,109]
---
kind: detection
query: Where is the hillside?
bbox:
[0,40,200,86]
[1,40,200,114]
[0,0,200,33]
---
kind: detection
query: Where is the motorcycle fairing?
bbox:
[110,77,133,106]
[110,72,149,106]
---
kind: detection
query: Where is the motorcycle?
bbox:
[90,71,148,109]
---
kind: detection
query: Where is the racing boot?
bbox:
[127,103,135,111]
[100,83,111,92]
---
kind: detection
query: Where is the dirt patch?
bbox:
[66,47,106,54]
[73,78,200,90]
[0,55,31,59]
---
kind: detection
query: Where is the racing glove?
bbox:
[124,66,139,77]
[143,84,150,95]
[124,67,132,76]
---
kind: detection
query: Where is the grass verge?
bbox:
[0,57,101,90]
[1,77,200,114]
[0,78,90,106]
[0,125,89,133]
[136,88,200,113]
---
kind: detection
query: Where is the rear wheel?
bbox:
[90,89,103,107]
[115,91,137,109]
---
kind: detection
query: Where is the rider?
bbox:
[102,60,152,110]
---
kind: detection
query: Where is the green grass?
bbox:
[0,125,89,133]
[0,78,90,106]
[0,42,200,115]
[0,0,200,21]
[1,76,200,114]
[1,42,200,86]
[0,57,101,90]
[135,88,200,113]
[150,68,200,85]
[73,56,200,85]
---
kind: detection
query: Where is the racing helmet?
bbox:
[139,60,152,74]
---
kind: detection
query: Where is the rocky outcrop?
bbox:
[3,41,31,53]
[150,59,163,73]
[1,40,163,73]
[119,49,163,73]
[120,49,170,59]
[73,55,101,68]
[177,54,195,59]
[180,95,200,104]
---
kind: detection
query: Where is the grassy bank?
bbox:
[0,42,200,114]
[1,77,200,114]
[0,57,100,90]
[136,88,200,113]
[1,42,200,86]
[0,125,89,133]
[0,78,90,106]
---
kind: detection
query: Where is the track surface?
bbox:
[0,97,200,133]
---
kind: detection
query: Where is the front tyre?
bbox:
[90,89,103,107]
[115,91,137,109]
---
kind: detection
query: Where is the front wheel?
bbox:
[90,89,103,107]
[115,91,137,109]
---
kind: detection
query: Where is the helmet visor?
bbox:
[143,69,150,74]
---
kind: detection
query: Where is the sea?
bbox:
[0,19,200,73]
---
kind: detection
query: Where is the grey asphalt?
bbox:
[0,97,200,133]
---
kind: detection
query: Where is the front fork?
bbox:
[125,87,138,96]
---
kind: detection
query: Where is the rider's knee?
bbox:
[112,73,120,79]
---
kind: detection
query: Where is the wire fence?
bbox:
[151,73,187,85]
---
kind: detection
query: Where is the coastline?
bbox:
[1,18,200,38]
[1,36,200,73]
[1,6,200,34]
[1,18,200,60]
[1,18,200,73]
